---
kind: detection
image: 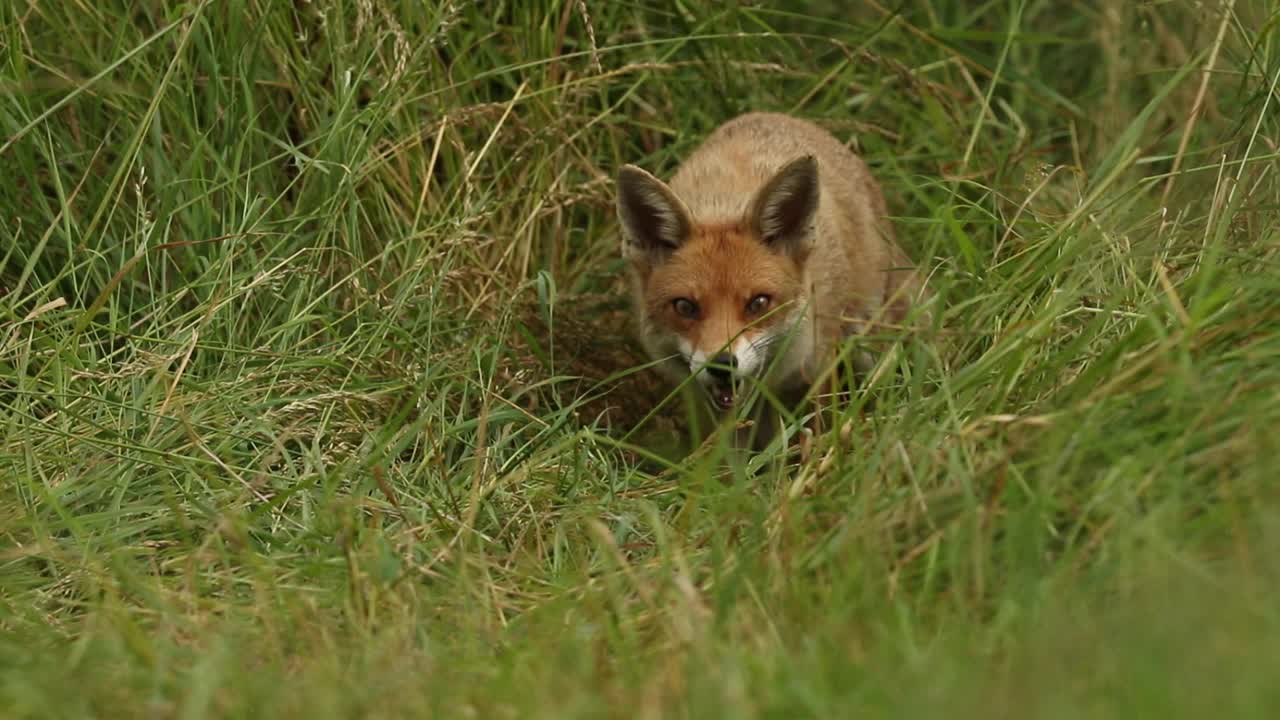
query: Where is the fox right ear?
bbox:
[616,165,692,259]
[750,155,819,258]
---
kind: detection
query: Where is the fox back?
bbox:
[616,112,927,415]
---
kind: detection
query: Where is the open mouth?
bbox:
[707,381,736,412]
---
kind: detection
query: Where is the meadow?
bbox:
[3,1,1279,717]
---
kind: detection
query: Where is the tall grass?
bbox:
[3,1,1279,717]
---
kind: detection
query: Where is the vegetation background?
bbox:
[3,0,1279,717]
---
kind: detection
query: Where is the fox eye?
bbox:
[672,298,699,319]
[746,294,771,315]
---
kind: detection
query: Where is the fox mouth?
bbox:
[706,380,736,412]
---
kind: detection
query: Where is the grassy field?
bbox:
[3,0,1280,717]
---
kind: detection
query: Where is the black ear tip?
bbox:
[775,155,818,187]
[618,164,649,184]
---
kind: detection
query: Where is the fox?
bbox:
[615,112,929,449]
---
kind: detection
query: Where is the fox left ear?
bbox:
[750,155,819,258]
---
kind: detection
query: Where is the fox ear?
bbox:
[750,155,819,257]
[617,164,692,260]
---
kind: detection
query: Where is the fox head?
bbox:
[617,155,820,411]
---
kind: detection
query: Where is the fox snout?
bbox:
[687,339,759,380]
[695,351,738,411]
[702,352,736,383]
[683,334,776,411]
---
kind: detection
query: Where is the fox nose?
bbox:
[705,352,736,382]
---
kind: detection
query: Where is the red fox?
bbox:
[616,112,929,448]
